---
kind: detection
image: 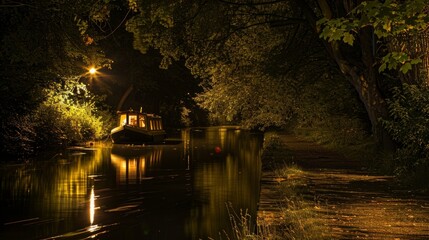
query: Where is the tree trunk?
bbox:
[297,0,394,150]
[330,41,393,149]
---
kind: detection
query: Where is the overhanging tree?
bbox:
[308,0,429,149]
[124,0,429,148]
[125,0,336,129]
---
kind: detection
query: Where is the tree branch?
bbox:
[0,0,35,8]
[217,0,288,6]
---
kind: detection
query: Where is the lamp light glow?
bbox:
[89,67,97,75]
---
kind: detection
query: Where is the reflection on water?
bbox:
[185,128,262,239]
[90,185,95,225]
[110,146,164,184]
[0,127,262,239]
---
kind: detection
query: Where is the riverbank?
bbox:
[257,132,429,239]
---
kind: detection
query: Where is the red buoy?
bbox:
[214,146,222,154]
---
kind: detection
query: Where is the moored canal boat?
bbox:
[111,109,166,144]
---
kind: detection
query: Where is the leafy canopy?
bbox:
[318,0,429,74]
[125,0,336,129]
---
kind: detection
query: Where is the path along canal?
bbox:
[0,127,263,239]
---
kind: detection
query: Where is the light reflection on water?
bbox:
[0,127,262,239]
[89,185,95,226]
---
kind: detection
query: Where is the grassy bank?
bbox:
[293,128,384,168]
[258,132,331,239]
[293,128,429,188]
[227,132,331,239]
[229,129,427,239]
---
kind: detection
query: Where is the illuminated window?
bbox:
[120,114,127,126]
[129,115,137,126]
[139,116,146,128]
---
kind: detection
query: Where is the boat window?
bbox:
[120,114,127,126]
[150,120,154,130]
[129,115,137,126]
[139,116,146,128]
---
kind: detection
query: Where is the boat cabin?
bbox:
[117,110,163,131]
[111,109,166,144]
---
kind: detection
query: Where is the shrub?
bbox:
[382,83,429,184]
[32,77,113,149]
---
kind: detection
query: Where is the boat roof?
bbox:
[116,110,162,118]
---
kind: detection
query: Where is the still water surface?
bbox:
[0,127,262,239]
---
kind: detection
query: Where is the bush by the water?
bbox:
[1,77,114,159]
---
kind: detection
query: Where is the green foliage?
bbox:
[124,1,365,132]
[195,71,295,130]
[0,76,114,158]
[0,0,116,158]
[293,72,370,146]
[126,1,330,130]
[317,0,429,74]
[0,1,110,114]
[33,77,112,148]
[318,0,429,42]
[318,18,358,46]
[379,52,422,73]
[127,0,138,12]
[381,83,429,181]
[125,0,184,63]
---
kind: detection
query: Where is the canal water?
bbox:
[0,127,262,239]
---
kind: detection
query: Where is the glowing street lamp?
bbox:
[88,67,97,75]
[84,65,103,85]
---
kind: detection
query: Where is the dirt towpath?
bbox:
[258,134,429,239]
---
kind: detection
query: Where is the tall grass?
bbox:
[222,133,330,240]
[223,202,260,240]
[226,163,330,240]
